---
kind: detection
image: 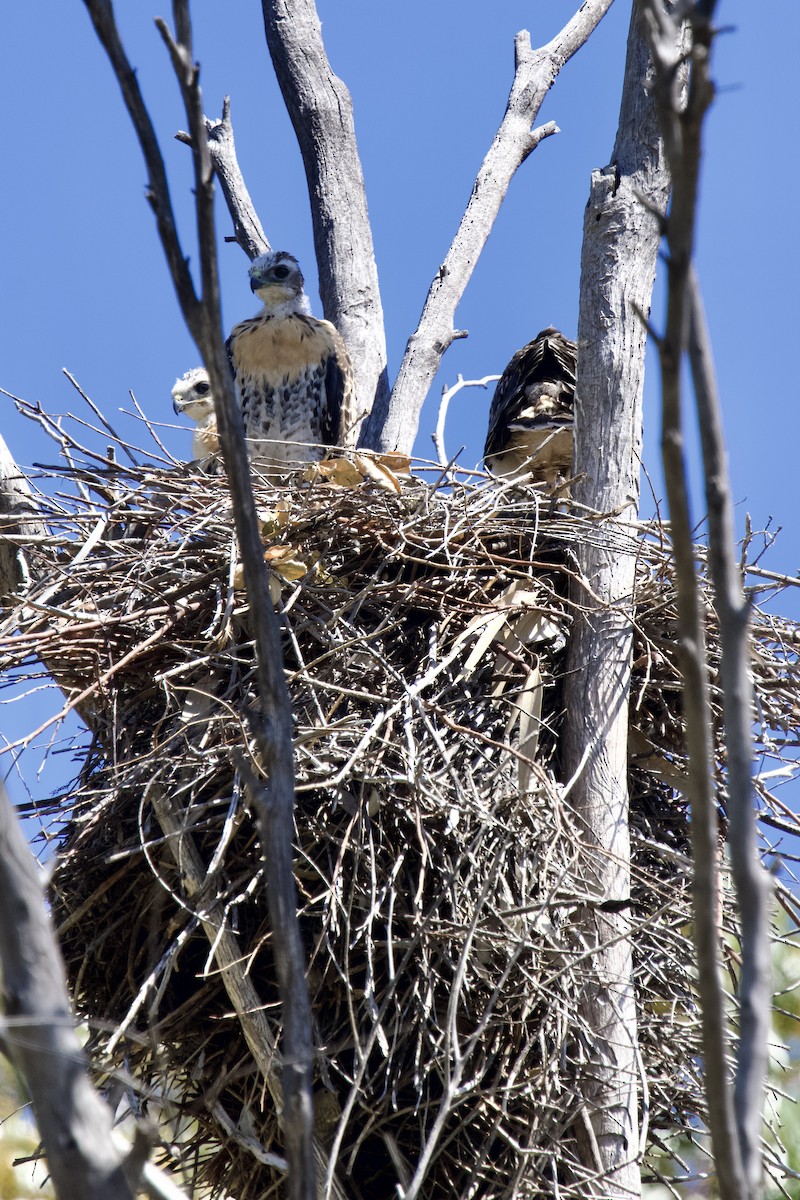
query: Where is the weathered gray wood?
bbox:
[641,2,764,1194]
[261,0,389,440]
[0,783,135,1200]
[367,0,614,455]
[0,432,48,602]
[177,96,270,262]
[563,5,670,1194]
[688,271,770,1196]
[83,5,318,1196]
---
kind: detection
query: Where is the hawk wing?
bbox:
[484,327,577,482]
[317,318,355,449]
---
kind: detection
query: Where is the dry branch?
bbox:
[562,6,671,1194]
[202,97,269,261]
[0,783,135,1200]
[432,375,500,469]
[639,2,766,1196]
[367,0,614,456]
[261,0,389,436]
[687,272,771,1189]
[177,96,270,262]
[80,3,317,1194]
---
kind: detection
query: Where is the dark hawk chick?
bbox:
[226,251,355,468]
[484,327,576,484]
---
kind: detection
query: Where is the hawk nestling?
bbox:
[484,327,576,484]
[226,251,355,468]
[172,367,219,461]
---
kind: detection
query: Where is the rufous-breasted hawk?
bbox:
[226,251,354,468]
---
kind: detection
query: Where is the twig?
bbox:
[0,782,137,1199]
[432,374,500,469]
[261,0,389,435]
[639,2,756,1195]
[62,369,140,467]
[368,0,614,455]
[81,4,317,1196]
[687,267,771,1193]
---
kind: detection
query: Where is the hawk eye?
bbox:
[195,381,211,396]
[273,265,291,280]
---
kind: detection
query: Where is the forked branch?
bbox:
[81,3,317,1196]
[177,96,270,261]
[640,2,767,1195]
[367,0,614,455]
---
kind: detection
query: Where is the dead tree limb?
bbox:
[639,1,760,1195]
[177,96,270,261]
[562,5,671,1194]
[688,270,770,1193]
[366,0,614,456]
[0,783,136,1200]
[80,3,316,1196]
[261,0,389,436]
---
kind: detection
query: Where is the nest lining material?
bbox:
[2,414,800,1199]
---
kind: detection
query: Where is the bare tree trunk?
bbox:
[563,6,670,1193]
[261,0,389,436]
[0,433,48,602]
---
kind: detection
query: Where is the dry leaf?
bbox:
[258,498,292,533]
[353,454,403,493]
[264,544,309,581]
[303,457,364,488]
[375,452,412,475]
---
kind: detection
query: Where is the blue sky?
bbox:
[1,1,799,811]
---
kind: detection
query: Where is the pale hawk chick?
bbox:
[484,327,576,484]
[226,251,355,467]
[172,367,220,461]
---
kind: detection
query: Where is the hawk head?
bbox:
[172,367,213,421]
[249,251,312,318]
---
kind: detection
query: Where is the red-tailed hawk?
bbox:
[172,367,219,461]
[484,327,576,484]
[226,251,355,468]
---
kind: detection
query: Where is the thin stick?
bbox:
[433,374,500,469]
[687,266,770,1193]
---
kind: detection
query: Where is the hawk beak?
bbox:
[249,268,267,293]
[172,396,185,416]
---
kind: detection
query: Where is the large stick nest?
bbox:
[2,409,800,1198]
